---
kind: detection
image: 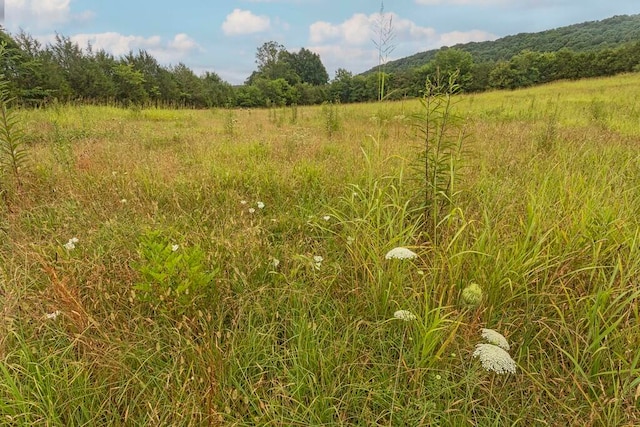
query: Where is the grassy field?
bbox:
[1,73,640,425]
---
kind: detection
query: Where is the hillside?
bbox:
[366,13,640,74]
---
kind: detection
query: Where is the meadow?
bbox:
[1,73,640,425]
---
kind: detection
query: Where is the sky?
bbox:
[3,0,639,85]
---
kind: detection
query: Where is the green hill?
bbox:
[365,14,640,74]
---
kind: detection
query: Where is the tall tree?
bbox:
[286,48,328,86]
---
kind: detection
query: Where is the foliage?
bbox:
[371,13,640,74]
[0,42,28,193]
[413,72,467,242]
[132,230,218,314]
[321,101,340,137]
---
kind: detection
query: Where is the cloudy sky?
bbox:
[4,0,638,84]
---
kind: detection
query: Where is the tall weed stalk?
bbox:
[413,72,467,244]
[0,42,29,199]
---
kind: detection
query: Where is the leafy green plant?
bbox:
[223,107,236,137]
[0,42,29,194]
[132,230,218,314]
[413,71,467,243]
[321,101,340,138]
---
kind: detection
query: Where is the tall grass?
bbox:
[1,73,640,425]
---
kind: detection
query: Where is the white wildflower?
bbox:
[481,328,510,351]
[271,257,280,268]
[472,343,517,374]
[313,255,323,269]
[63,237,78,250]
[45,310,61,320]
[323,215,330,221]
[346,236,355,245]
[385,247,417,260]
[171,244,179,252]
[257,201,265,209]
[240,200,247,205]
[120,198,127,204]
[248,208,255,214]
[393,310,417,321]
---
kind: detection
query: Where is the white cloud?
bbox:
[66,32,200,64]
[222,9,271,36]
[438,30,497,46]
[5,0,94,31]
[308,12,497,76]
[310,12,436,46]
[308,44,378,76]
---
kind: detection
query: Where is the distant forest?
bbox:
[2,13,640,108]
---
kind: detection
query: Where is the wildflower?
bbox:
[481,328,510,351]
[63,237,79,250]
[462,283,483,307]
[271,257,280,268]
[313,255,323,269]
[472,343,516,374]
[346,236,355,245]
[393,310,417,321]
[120,198,127,204]
[323,215,330,221]
[171,244,179,252]
[257,201,265,209]
[45,310,61,320]
[240,200,247,205]
[248,208,255,214]
[385,247,417,260]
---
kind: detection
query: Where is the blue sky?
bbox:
[4,1,639,84]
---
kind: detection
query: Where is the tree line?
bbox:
[2,27,640,109]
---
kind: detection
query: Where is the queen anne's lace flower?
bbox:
[473,343,516,374]
[45,310,61,320]
[385,247,417,260]
[393,310,417,321]
[63,237,79,250]
[481,328,510,351]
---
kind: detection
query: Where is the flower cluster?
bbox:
[393,310,417,322]
[472,328,516,374]
[63,237,79,250]
[313,255,323,269]
[385,247,417,260]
